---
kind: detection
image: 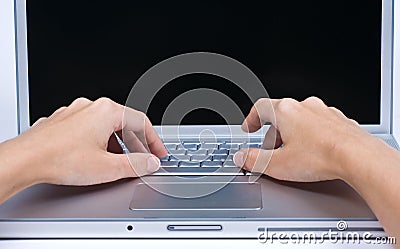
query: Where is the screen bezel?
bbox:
[14,0,394,135]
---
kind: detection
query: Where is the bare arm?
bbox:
[0,97,167,204]
[234,97,400,241]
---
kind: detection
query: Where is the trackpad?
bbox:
[130,182,262,210]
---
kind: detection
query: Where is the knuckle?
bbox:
[303,96,325,106]
[254,98,272,111]
[95,97,112,104]
[55,106,67,113]
[349,119,359,125]
[132,110,149,131]
[255,98,268,106]
[71,97,91,106]
[136,110,147,122]
[94,97,115,109]
[33,117,47,126]
[281,97,298,105]
[49,106,67,118]
[329,107,347,118]
[329,106,341,113]
[277,98,298,112]
[254,98,273,117]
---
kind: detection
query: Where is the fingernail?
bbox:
[233,151,245,167]
[147,156,160,173]
[241,121,248,131]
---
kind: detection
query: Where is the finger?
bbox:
[109,152,160,177]
[120,107,167,158]
[123,130,149,153]
[233,148,271,174]
[91,98,167,158]
[262,125,282,149]
[242,98,279,133]
[32,117,47,127]
[233,148,288,176]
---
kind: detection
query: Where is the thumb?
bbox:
[233,148,275,174]
[111,152,160,177]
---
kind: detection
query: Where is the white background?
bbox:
[0,1,398,248]
[0,239,395,249]
[0,0,18,142]
[394,0,400,141]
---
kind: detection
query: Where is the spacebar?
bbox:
[153,167,241,175]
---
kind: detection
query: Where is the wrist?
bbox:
[0,134,49,188]
[333,134,396,185]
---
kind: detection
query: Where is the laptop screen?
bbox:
[26,0,382,125]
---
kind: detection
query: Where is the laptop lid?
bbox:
[15,0,393,135]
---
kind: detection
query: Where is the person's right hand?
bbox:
[233,96,385,182]
[233,96,400,243]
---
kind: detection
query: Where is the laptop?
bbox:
[0,0,398,239]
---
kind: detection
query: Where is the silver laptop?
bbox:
[0,0,398,239]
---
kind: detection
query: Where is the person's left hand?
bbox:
[12,97,167,186]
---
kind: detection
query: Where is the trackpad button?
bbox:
[129,182,262,210]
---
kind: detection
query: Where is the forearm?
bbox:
[0,136,46,204]
[338,136,400,240]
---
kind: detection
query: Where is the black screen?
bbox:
[27,0,382,125]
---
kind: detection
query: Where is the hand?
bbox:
[233,96,400,242]
[233,96,379,182]
[8,97,167,186]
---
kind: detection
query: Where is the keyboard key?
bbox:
[168,149,187,155]
[223,161,237,167]
[199,143,219,149]
[212,155,228,161]
[240,143,261,149]
[169,155,191,161]
[157,167,220,174]
[219,144,240,149]
[164,144,178,149]
[189,149,208,155]
[225,141,243,144]
[228,149,239,155]
[153,166,242,175]
[191,155,212,161]
[225,155,234,161]
[179,161,201,167]
[159,156,169,161]
[208,149,228,155]
[201,161,222,167]
[179,144,198,150]
[160,161,178,167]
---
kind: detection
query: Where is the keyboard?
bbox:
[153,140,262,176]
